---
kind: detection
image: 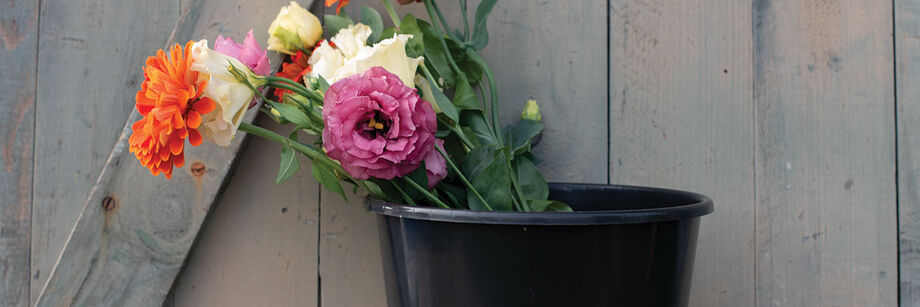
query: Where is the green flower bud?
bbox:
[521,99,542,122]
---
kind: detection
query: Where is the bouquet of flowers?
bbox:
[129,0,570,212]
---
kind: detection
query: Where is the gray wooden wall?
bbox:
[1,0,917,306]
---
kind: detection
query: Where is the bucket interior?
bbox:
[548,183,706,212]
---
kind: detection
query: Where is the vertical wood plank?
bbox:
[0,0,37,306]
[483,0,608,184]
[171,120,320,307]
[898,0,920,304]
[754,0,897,305]
[31,0,178,304]
[608,0,754,305]
[319,191,387,307]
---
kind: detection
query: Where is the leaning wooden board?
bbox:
[33,0,296,305]
[0,0,38,305]
[31,0,178,304]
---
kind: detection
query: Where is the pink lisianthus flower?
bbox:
[424,139,447,187]
[322,66,446,187]
[214,30,272,75]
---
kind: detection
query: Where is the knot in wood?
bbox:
[190,161,206,178]
[102,197,117,211]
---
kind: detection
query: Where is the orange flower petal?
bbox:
[187,111,202,129]
[188,128,203,146]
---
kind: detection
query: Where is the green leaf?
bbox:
[425,76,459,124]
[470,0,497,50]
[462,144,496,179]
[452,81,480,110]
[437,183,468,209]
[456,56,484,83]
[361,6,384,43]
[312,160,346,201]
[418,20,456,87]
[269,101,312,128]
[460,110,495,145]
[398,14,425,58]
[528,200,574,212]
[467,149,513,211]
[513,156,549,200]
[505,119,543,155]
[276,145,301,184]
[325,14,354,38]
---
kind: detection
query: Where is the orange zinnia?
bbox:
[325,0,350,14]
[274,50,312,98]
[130,41,216,179]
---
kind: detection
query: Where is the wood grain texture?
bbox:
[754,0,897,306]
[171,119,320,307]
[483,0,608,184]
[0,0,38,306]
[31,0,178,304]
[33,0,297,305]
[608,0,754,306]
[898,0,920,304]
[319,190,386,307]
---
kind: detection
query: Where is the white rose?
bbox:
[309,24,423,88]
[189,40,255,146]
[308,41,344,84]
[267,1,323,54]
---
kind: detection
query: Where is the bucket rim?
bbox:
[364,183,714,225]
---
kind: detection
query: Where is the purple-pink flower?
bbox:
[322,66,445,187]
[214,30,271,76]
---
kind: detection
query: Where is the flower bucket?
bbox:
[366,183,714,307]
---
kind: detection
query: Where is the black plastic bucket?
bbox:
[366,183,714,307]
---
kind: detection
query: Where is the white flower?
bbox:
[309,23,423,88]
[267,1,323,54]
[189,40,255,146]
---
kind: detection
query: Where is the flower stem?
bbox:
[381,0,401,27]
[400,176,450,208]
[266,81,324,103]
[467,50,502,145]
[428,0,456,41]
[436,146,492,210]
[459,0,470,40]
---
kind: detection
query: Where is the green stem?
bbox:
[381,0,401,27]
[467,50,501,144]
[422,0,466,79]
[428,0,456,41]
[267,81,324,103]
[400,177,450,208]
[436,146,492,210]
[460,0,469,40]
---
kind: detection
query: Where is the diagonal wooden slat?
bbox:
[34,0,303,305]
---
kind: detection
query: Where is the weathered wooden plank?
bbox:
[898,0,920,304]
[34,0,299,305]
[483,0,607,184]
[319,190,386,307]
[171,119,320,306]
[754,0,897,305]
[0,0,38,306]
[608,0,754,305]
[31,0,178,304]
